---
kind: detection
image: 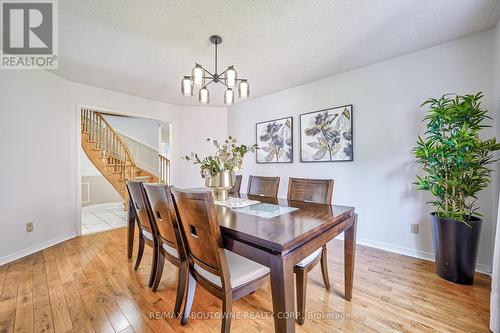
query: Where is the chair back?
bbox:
[143,184,180,252]
[247,175,280,197]
[125,180,154,235]
[170,188,230,289]
[229,175,242,195]
[287,178,334,204]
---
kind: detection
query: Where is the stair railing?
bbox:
[158,154,170,184]
[81,109,136,181]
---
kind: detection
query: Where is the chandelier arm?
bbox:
[203,80,214,88]
[203,67,214,77]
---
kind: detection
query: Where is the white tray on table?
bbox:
[214,197,261,208]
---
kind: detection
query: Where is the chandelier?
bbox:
[181,35,249,105]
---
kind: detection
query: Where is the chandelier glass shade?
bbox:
[199,87,210,104]
[181,35,249,105]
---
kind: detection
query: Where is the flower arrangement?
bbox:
[184,137,258,178]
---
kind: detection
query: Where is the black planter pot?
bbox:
[430,213,482,285]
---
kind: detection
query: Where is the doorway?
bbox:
[79,108,171,235]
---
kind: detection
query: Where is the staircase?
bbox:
[81,109,170,203]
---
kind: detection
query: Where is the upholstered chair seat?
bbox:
[296,248,322,268]
[194,250,269,288]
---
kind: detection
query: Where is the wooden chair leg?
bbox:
[148,243,158,288]
[181,271,196,325]
[152,251,165,292]
[174,261,188,317]
[296,269,307,325]
[221,293,233,333]
[320,245,331,290]
[134,236,144,271]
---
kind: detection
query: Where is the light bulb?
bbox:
[238,80,249,99]
[225,66,237,88]
[224,88,234,105]
[199,87,210,104]
[192,64,204,87]
[181,77,193,96]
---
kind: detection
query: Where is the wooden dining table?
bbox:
[127,193,357,333]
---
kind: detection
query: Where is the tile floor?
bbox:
[81,202,127,235]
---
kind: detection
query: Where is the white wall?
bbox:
[104,115,164,150]
[0,70,227,264]
[491,22,500,333]
[80,147,100,175]
[179,106,229,187]
[228,30,497,271]
[494,24,500,251]
[0,71,75,264]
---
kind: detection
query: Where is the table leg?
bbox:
[127,199,135,259]
[344,214,357,301]
[269,254,295,333]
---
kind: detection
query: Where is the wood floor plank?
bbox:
[0,227,492,333]
[14,256,34,333]
[61,281,94,333]
[0,265,8,298]
[0,260,22,302]
[0,298,16,333]
[52,246,73,285]
[32,252,55,333]
[47,284,73,333]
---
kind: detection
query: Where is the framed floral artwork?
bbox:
[300,105,353,162]
[256,116,293,163]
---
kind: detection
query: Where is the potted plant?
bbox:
[414,92,500,284]
[184,137,257,201]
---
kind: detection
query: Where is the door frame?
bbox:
[74,104,173,236]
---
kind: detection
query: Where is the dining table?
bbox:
[127,192,357,333]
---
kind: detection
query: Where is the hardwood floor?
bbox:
[0,228,491,333]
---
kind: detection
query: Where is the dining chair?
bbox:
[228,175,242,195]
[287,177,334,325]
[143,184,187,317]
[125,180,157,288]
[171,188,270,333]
[247,175,280,197]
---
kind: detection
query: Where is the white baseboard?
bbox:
[335,234,492,275]
[0,232,77,266]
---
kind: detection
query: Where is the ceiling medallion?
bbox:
[181,35,249,105]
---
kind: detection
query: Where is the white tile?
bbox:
[81,203,128,234]
[109,221,126,228]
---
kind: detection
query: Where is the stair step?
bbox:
[135,176,153,181]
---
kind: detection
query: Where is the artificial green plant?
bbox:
[414,93,500,223]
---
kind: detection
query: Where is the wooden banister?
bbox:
[159,154,170,185]
[95,113,135,165]
[81,108,169,206]
[81,109,136,182]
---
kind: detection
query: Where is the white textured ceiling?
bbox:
[53,0,500,106]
